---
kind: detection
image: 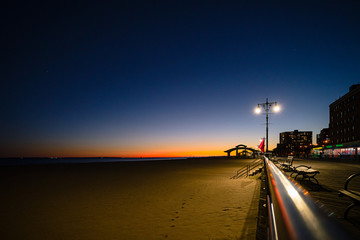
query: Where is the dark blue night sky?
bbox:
[2,1,360,157]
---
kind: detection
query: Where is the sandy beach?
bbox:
[0,158,260,240]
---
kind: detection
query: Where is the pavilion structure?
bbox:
[224,144,258,158]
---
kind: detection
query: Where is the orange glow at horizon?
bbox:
[1,145,279,158]
[2,149,227,158]
[1,137,278,158]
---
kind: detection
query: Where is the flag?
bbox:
[259,138,265,153]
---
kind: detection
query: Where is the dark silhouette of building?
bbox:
[329,84,360,144]
[312,84,360,159]
[276,130,312,157]
[316,128,330,146]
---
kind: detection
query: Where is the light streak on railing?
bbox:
[267,195,278,240]
[264,157,351,240]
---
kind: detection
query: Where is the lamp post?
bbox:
[255,98,280,153]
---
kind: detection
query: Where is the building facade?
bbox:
[276,130,312,157]
[316,128,330,146]
[329,84,360,144]
[313,84,360,159]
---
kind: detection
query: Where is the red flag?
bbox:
[259,138,265,153]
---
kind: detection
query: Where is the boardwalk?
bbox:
[281,158,360,236]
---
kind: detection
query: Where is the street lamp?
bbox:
[255,98,280,153]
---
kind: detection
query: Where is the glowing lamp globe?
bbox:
[274,104,280,112]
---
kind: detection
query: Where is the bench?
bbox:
[269,156,279,163]
[338,173,360,219]
[290,165,320,185]
[280,156,294,171]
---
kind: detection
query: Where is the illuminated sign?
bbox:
[313,147,323,150]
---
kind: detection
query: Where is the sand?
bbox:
[0,158,260,240]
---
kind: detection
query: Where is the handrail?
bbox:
[264,156,351,239]
[248,160,262,174]
[231,158,262,179]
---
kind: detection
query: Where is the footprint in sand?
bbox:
[170,212,179,223]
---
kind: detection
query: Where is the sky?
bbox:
[1,1,360,158]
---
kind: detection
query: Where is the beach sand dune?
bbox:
[0,158,260,240]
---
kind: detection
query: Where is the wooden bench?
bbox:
[269,156,278,163]
[290,165,320,185]
[339,173,360,219]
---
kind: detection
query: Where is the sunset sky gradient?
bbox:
[2,1,360,157]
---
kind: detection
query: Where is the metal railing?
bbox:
[231,158,263,179]
[263,156,352,239]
